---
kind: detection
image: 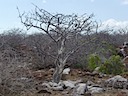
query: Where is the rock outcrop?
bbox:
[104,75,128,89]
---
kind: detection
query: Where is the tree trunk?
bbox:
[53,64,64,83]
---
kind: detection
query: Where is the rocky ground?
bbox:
[2,68,128,96]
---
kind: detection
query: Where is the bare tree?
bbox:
[18,5,96,83]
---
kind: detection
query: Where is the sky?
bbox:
[0,0,128,32]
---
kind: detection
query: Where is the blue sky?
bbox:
[0,0,128,32]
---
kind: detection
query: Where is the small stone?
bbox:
[75,83,87,95]
[88,87,104,94]
[63,68,70,75]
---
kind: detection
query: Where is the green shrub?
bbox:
[87,54,101,71]
[99,55,124,75]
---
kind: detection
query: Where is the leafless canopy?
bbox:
[18,5,95,40]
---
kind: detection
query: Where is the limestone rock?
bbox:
[63,80,75,89]
[42,81,64,91]
[63,68,70,75]
[92,67,100,74]
[62,79,82,89]
[88,86,104,94]
[104,75,128,89]
[73,83,88,95]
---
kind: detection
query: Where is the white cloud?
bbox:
[100,19,128,30]
[121,0,128,5]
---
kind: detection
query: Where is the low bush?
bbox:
[99,55,124,75]
[87,54,101,71]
